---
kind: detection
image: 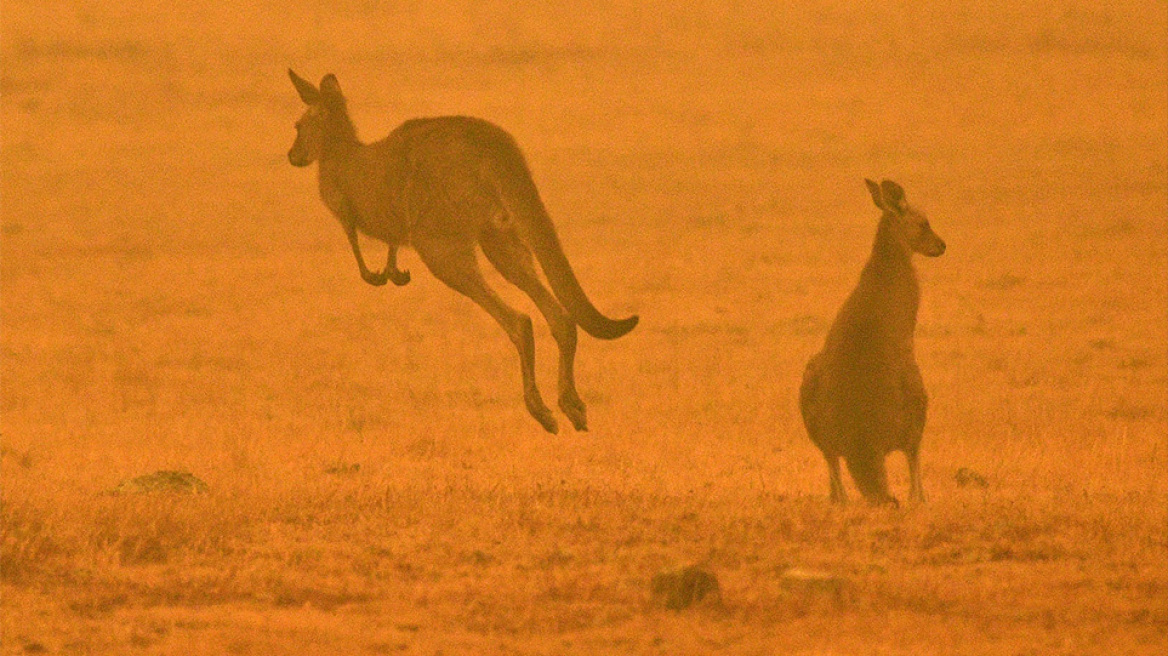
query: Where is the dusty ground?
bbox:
[2,1,1166,654]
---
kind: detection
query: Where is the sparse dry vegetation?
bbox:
[3,1,1166,654]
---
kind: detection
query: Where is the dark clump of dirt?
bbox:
[955,467,989,488]
[109,470,209,495]
[324,462,360,475]
[650,565,721,610]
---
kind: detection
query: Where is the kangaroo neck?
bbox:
[317,113,362,193]
[866,216,914,276]
[315,113,366,225]
[856,215,920,335]
[320,110,361,162]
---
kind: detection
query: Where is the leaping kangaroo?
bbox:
[287,70,638,433]
[799,179,945,505]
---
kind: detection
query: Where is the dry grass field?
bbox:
[2,1,1166,653]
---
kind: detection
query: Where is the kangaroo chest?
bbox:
[824,265,920,374]
[319,158,412,245]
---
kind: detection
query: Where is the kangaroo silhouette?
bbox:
[800,179,945,504]
[287,70,638,433]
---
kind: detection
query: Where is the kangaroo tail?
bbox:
[845,446,896,505]
[489,149,638,340]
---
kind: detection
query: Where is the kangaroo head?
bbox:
[288,70,348,167]
[865,178,945,257]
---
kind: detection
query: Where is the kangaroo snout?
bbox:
[916,230,946,257]
[927,237,946,257]
[925,238,946,257]
[288,150,311,167]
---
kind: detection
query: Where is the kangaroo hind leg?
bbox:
[415,237,557,434]
[481,226,587,431]
[906,446,925,503]
[824,452,847,504]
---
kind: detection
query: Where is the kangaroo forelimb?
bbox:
[344,222,410,287]
[344,223,387,286]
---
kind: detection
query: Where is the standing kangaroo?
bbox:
[286,70,638,434]
[799,179,945,504]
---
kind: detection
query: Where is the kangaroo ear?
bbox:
[289,69,319,104]
[880,180,907,213]
[865,178,886,211]
[319,74,345,111]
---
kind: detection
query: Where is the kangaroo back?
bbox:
[488,147,638,340]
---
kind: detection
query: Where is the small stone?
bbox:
[650,566,721,610]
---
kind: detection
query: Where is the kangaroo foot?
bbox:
[526,398,558,434]
[531,408,559,434]
[558,393,588,432]
[866,495,899,508]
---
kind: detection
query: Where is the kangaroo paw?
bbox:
[362,270,389,286]
[390,268,411,286]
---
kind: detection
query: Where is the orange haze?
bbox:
[3,1,1166,653]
